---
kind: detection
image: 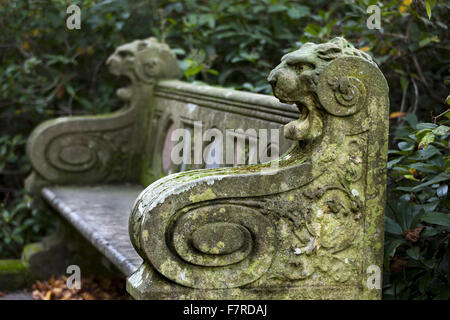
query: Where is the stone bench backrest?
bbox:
[25,37,297,188]
[143,80,297,184]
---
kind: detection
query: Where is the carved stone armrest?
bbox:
[127,38,389,300]
[26,38,179,192]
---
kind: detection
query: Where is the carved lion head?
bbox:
[106,37,179,99]
[268,37,374,141]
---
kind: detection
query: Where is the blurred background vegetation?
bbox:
[0,0,448,299]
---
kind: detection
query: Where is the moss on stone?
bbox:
[189,188,216,203]
[0,259,26,274]
[0,259,29,291]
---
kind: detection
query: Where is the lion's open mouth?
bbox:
[275,93,312,136]
[295,102,312,135]
[297,102,310,123]
[283,100,320,141]
[116,75,133,100]
[117,74,132,89]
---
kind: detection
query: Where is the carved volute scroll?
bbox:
[26,38,179,190]
[127,37,389,300]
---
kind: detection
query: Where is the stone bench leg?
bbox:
[23,217,121,280]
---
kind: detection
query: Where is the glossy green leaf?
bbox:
[422,212,450,226]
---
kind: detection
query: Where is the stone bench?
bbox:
[25,37,389,300]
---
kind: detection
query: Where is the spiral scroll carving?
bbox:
[47,133,111,173]
[36,124,135,183]
[328,76,365,109]
[141,203,276,289]
[317,57,371,117]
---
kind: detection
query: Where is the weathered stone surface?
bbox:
[191,222,246,255]
[128,37,389,299]
[142,79,297,184]
[127,263,365,300]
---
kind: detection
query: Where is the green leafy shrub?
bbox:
[384,110,449,299]
[0,192,55,259]
[0,133,53,259]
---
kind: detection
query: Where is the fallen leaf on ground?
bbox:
[403,226,425,242]
[31,275,127,300]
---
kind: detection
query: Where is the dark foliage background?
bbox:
[0,0,448,299]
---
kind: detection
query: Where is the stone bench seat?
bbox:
[41,185,144,277]
[24,37,389,300]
